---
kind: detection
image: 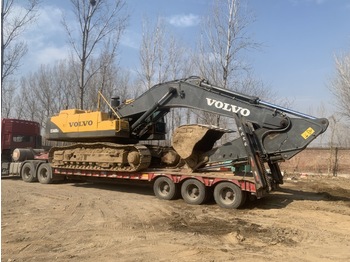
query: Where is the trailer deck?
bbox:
[53,167,265,198]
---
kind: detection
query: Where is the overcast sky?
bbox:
[18,0,350,116]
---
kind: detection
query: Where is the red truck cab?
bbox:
[1,118,42,169]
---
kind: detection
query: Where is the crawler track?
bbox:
[49,142,152,172]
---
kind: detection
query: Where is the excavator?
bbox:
[45,76,328,193]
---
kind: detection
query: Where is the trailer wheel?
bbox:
[181,179,207,205]
[214,182,246,209]
[21,162,37,183]
[37,163,53,184]
[153,176,179,200]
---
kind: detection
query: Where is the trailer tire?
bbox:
[153,176,179,200]
[181,179,207,205]
[21,162,37,183]
[37,163,53,184]
[214,182,246,209]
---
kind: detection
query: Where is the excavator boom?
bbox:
[116,77,328,163]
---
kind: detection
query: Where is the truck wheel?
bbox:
[21,162,37,183]
[181,179,207,205]
[37,163,53,184]
[214,182,246,209]
[153,176,179,200]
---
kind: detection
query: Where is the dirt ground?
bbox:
[1,174,350,262]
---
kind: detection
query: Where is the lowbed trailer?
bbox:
[16,158,262,209]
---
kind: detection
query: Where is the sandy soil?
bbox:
[2,174,350,262]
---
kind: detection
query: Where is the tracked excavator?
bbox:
[46,76,328,191]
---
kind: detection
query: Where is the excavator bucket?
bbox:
[172,125,229,168]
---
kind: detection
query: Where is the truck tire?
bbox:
[37,163,53,184]
[21,162,37,183]
[153,176,179,200]
[213,182,246,209]
[181,179,207,205]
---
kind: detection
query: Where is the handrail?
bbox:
[97,91,121,119]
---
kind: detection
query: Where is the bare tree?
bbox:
[138,17,161,90]
[87,56,133,111]
[194,0,259,126]
[138,16,191,142]
[1,0,40,117]
[1,0,39,83]
[138,16,188,88]
[1,80,16,117]
[15,65,59,127]
[14,59,79,126]
[84,38,120,110]
[16,76,41,121]
[330,52,350,122]
[62,0,128,109]
[198,0,257,88]
[15,53,133,125]
[54,59,80,109]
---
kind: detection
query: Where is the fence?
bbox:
[279,148,350,176]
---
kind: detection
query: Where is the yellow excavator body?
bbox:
[46,109,130,142]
